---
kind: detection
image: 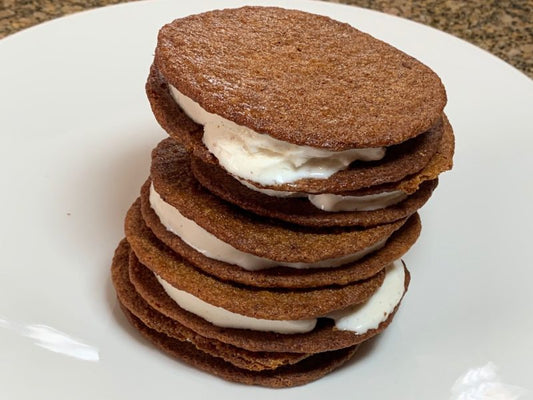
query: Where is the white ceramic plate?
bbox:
[1,0,532,398]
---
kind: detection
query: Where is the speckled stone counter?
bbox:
[1,0,532,78]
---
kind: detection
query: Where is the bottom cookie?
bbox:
[111,239,310,372]
[120,303,359,388]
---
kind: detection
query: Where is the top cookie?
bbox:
[154,6,446,149]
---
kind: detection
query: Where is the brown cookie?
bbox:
[153,6,446,149]
[146,66,445,193]
[111,239,311,371]
[128,246,410,354]
[121,306,359,388]
[140,180,421,288]
[150,138,408,263]
[125,198,385,320]
[191,152,437,227]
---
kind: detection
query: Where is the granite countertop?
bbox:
[1,0,532,78]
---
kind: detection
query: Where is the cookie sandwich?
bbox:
[146,6,454,227]
[111,5,454,388]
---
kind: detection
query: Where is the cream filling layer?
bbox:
[309,191,408,212]
[150,184,386,271]
[156,260,405,334]
[238,178,408,212]
[156,275,317,334]
[170,86,386,186]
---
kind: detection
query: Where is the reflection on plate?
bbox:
[1,0,532,398]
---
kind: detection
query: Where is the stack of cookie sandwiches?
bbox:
[111,6,454,388]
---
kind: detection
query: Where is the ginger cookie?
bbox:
[121,306,359,388]
[146,66,446,192]
[153,6,446,149]
[140,180,421,288]
[191,155,437,227]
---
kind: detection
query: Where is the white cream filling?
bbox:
[156,275,317,334]
[238,178,408,212]
[156,260,405,335]
[308,191,408,212]
[237,178,303,198]
[150,184,386,271]
[327,260,405,332]
[170,86,386,186]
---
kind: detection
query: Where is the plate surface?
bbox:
[1,0,532,398]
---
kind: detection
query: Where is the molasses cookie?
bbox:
[122,307,359,388]
[146,65,448,193]
[153,6,446,149]
[140,180,421,288]
[147,6,450,197]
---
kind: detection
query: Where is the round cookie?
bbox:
[128,246,410,354]
[146,67,446,193]
[125,198,385,320]
[140,180,421,288]
[191,154,437,227]
[111,239,311,371]
[154,6,446,149]
[150,138,408,263]
[121,306,359,388]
